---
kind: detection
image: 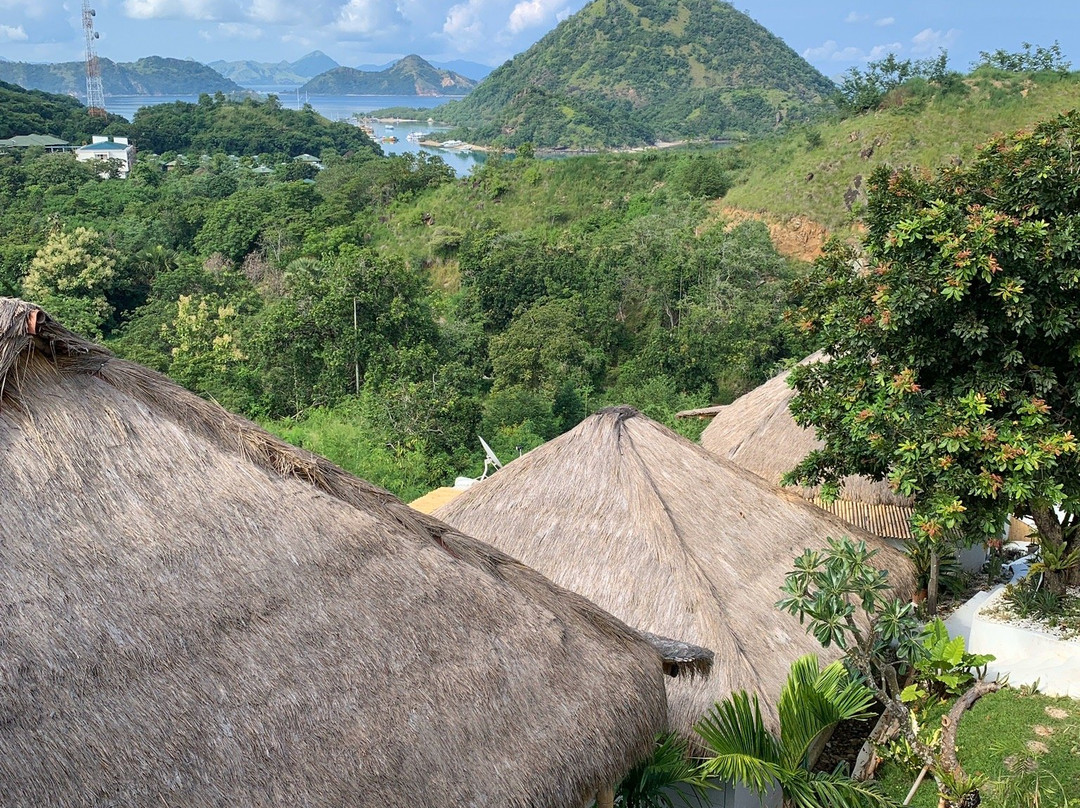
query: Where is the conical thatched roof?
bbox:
[0,299,710,808]
[435,406,914,740]
[700,354,916,538]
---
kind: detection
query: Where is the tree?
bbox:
[974,41,1071,74]
[776,538,999,808]
[696,654,891,808]
[788,112,1080,596]
[836,51,949,112]
[22,225,116,339]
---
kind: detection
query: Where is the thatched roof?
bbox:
[0,299,711,808]
[700,354,916,538]
[434,406,914,740]
[409,485,467,514]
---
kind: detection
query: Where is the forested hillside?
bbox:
[0,109,800,498]
[434,0,834,148]
[301,55,476,95]
[125,94,379,156]
[6,53,1076,501]
[0,80,127,141]
[0,57,244,98]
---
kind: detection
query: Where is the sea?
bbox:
[104,91,485,176]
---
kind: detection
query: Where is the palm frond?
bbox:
[793,769,895,808]
[695,692,782,794]
[615,733,711,808]
[778,656,876,770]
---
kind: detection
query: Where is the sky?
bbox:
[0,0,1075,80]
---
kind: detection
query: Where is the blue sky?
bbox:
[0,0,1074,80]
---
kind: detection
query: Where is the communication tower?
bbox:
[82,0,107,117]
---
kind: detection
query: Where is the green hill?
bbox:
[721,69,1080,231]
[300,56,476,96]
[0,57,244,99]
[435,0,834,149]
[0,79,127,141]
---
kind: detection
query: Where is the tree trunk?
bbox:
[1031,504,1071,595]
[927,546,940,615]
[595,785,614,808]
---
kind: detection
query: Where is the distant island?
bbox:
[208,51,341,87]
[0,56,243,98]
[300,55,477,96]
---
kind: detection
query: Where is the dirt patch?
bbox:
[1045,706,1070,720]
[713,205,831,262]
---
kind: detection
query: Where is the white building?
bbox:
[75,136,136,178]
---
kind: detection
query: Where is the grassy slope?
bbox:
[877,689,1079,807]
[723,71,1080,230]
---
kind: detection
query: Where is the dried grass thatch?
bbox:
[435,406,914,741]
[700,355,916,538]
[409,485,466,514]
[0,299,710,808]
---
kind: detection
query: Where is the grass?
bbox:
[722,71,1080,230]
[876,688,1080,807]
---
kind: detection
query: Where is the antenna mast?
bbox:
[82,0,107,117]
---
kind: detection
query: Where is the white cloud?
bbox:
[844,11,868,23]
[124,0,229,21]
[246,0,295,23]
[875,16,895,26]
[212,21,264,38]
[507,0,561,34]
[336,0,405,35]
[868,42,902,59]
[0,23,28,41]
[442,0,486,44]
[805,39,905,63]
[911,27,957,54]
[804,40,860,61]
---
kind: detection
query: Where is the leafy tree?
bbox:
[489,297,603,395]
[788,112,1080,596]
[974,41,1071,74]
[836,51,949,112]
[697,653,891,808]
[22,225,115,338]
[163,293,256,413]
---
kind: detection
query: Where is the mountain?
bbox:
[0,57,243,98]
[432,60,493,81]
[209,51,339,86]
[436,0,835,149]
[355,59,493,81]
[300,55,476,96]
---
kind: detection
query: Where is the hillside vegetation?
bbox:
[723,68,1080,230]
[0,79,126,141]
[0,57,244,99]
[434,0,834,148]
[300,55,476,96]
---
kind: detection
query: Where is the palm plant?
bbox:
[695,655,896,808]
[611,733,711,808]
